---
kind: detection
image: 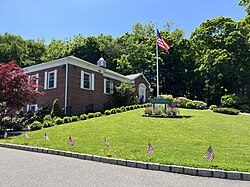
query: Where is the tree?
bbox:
[50,99,63,117]
[0,61,42,110]
[114,81,135,106]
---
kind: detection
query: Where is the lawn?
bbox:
[1,108,250,172]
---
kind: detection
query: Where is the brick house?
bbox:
[24,56,152,115]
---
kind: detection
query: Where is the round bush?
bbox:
[71,116,78,122]
[120,106,126,112]
[30,121,43,130]
[43,120,55,128]
[209,105,218,110]
[80,114,88,120]
[185,101,195,109]
[94,112,102,117]
[54,117,64,125]
[63,116,71,123]
[104,110,111,115]
[111,109,117,114]
[116,108,122,113]
[88,113,94,118]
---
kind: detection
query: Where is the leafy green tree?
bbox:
[50,99,63,117]
[114,81,135,106]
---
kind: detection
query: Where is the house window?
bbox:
[30,73,39,91]
[44,70,57,89]
[80,71,94,90]
[26,104,38,112]
[104,79,114,94]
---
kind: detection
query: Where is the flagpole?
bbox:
[156,22,159,97]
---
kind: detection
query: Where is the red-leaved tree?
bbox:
[0,61,43,110]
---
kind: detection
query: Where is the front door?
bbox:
[138,83,146,103]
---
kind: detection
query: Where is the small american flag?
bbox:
[45,133,49,141]
[68,136,74,146]
[25,132,29,139]
[204,146,215,161]
[157,29,170,53]
[147,142,154,156]
[3,131,8,139]
[104,137,112,148]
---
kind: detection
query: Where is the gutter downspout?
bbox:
[64,58,68,115]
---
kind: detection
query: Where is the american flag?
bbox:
[68,136,74,146]
[204,146,215,161]
[147,142,154,156]
[25,132,29,139]
[3,131,8,139]
[104,137,112,148]
[157,29,170,53]
[45,133,49,141]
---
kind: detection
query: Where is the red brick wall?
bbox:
[67,64,117,114]
[27,65,66,111]
[133,75,152,102]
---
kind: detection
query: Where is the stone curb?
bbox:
[0,143,249,181]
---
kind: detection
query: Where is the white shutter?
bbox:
[36,73,39,90]
[54,69,57,88]
[80,71,84,89]
[35,104,38,112]
[26,104,30,112]
[44,72,48,89]
[110,81,114,94]
[91,73,95,90]
[104,79,107,93]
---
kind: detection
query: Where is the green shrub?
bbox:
[104,110,111,115]
[80,114,88,120]
[125,106,130,111]
[111,108,117,114]
[71,116,78,122]
[13,123,22,131]
[144,107,153,115]
[88,113,94,118]
[129,105,135,110]
[43,120,55,128]
[209,105,218,110]
[185,101,195,109]
[221,94,240,108]
[239,105,250,113]
[120,106,126,112]
[192,100,207,109]
[94,112,102,117]
[116,108,122,113]
[173,97,191,107]
[63,116,71,123]
[163,106,180,117]
[213,108,240,115]
[30,121,43,130]
[43,114,52,121]
[54,117,64,125]
[50,99,63,117]
[154,106,163,115]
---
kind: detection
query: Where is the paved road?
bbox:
[0,147,249,187]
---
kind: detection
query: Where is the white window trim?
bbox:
[104,79,114,94]
[80,70,94,90]
[30,73,39,91]
[26,104,38,112]
[45,69,57,89]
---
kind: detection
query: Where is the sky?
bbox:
[0,0,246,43]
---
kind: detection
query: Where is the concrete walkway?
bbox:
[0,147,249,187]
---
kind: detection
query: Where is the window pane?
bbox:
[84,73,90,89]
[49,72,54,88]
[106,80,110,93]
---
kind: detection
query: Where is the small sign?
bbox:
[150,97,172,104]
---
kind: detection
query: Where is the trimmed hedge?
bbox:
[71,116,78,122]
[80,114,88,120]
[30,121,43,130]
[104,110,111,115]
[213,108,240,115]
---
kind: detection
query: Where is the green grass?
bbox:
[1,108,250,172]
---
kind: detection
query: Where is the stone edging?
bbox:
[0,143,249,181]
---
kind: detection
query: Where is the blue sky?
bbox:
[0,0,246,43]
